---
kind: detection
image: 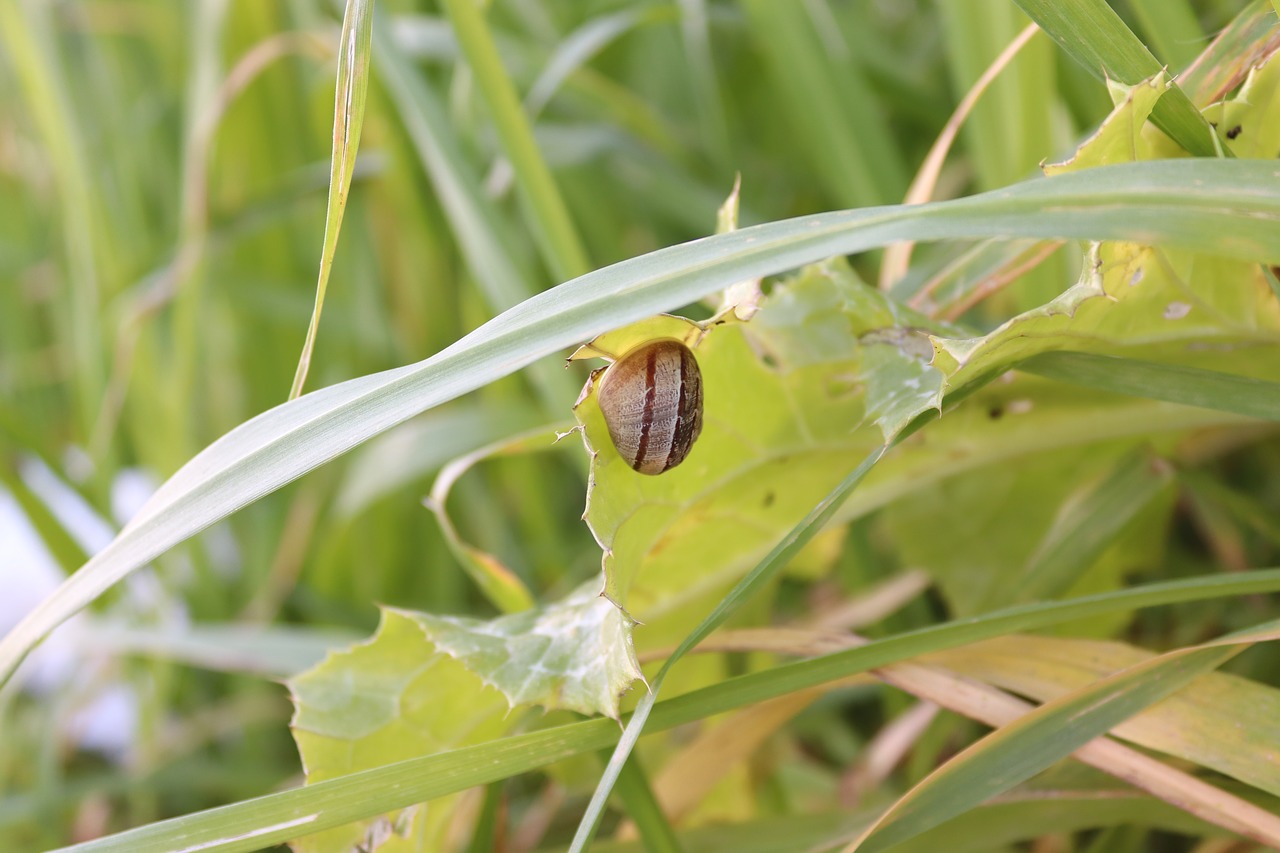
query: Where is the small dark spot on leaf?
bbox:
[1226,125,1242,140]
[988,405,1004,420]
[763,490,775,508]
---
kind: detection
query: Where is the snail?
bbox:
[597,338,703,475]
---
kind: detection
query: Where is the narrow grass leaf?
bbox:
[849,622,1280,852]
[1021,351,1280,421]
[1013,447,1174,601]
[290,0,374,399]
[373,17,578,414]
[1011,0,1223,156]
[441,0,590,281]
[612,756,684,853]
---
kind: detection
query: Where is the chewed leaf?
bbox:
[1045,73,1170,175]
[1202,51,1280,159]
[574,260,937,626]
[858,328,944,438]
[289,610,512,852]
[933,241,1280,398]
[288,584,642,851]
[712,175,764,321]
[409,581,643,719]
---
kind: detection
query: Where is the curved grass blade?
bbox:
[2,159,1279,688]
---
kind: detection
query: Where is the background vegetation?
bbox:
[2,1,1279,851]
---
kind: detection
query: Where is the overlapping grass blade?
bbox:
[1012,0,1223,156]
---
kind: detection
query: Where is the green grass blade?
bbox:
[440,0,590,282]
[289,0,374,399]
[0,1,105,439]
[613,755,685,853]
[852,621,1280,852]
[1013,447,1173,602]
[1021,351,1280,420]
[373,16,578,414]
[935,4,1055,193]
[675,0,731,165]
[1011,0,1223,156]
[1,159,1277,689]
[1126,0,1206,71]
[46,570,1280,853]
[739,0,906,206]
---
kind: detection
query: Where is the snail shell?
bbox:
[597,339,703,475]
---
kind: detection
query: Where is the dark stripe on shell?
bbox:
[633,345,659,469]
[663,347,702,471]
[663,350,691,472]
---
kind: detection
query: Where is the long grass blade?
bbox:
[1,160,1277,689]
[289,0,374,399]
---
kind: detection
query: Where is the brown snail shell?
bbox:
[597,339,703,475]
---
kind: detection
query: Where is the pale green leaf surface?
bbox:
[858,331,944,440]
[929,634,1280,797]
[934,243,1280,395]
[881,443,1149,616]
[285,586,641,849]
[1145,39,1280,161]
[288,610,513,852]
[1011,0,1221,156]
[6,159,1280,689]
[408,581,643,719]
[1044,72,1169,176]
[1202,51,1280,159]
[936,70,1280,397]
